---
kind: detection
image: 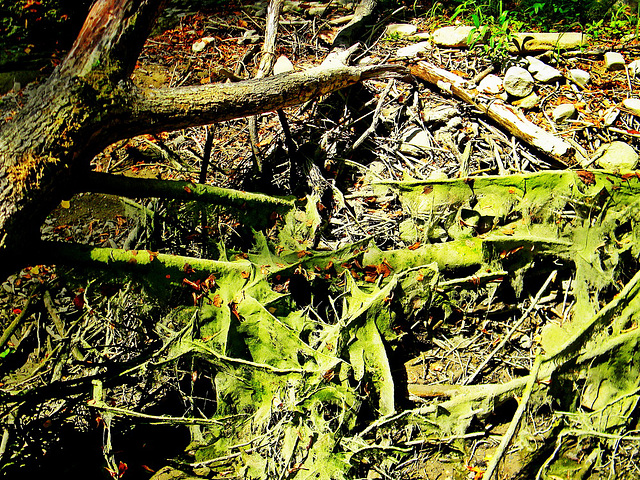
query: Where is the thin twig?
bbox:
[483,355,543,480]
[464,270,557,385]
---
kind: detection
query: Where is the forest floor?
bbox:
[3,2,640,479]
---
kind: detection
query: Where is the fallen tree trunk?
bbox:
[0,0,405,278]
[409,61,575,164]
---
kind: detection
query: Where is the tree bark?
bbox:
[0,0,406,277]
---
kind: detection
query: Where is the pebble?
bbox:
[273,55,294,75]
[594,141,638,170]
[385,23,417,37]
[432,26,480,47]
[526,56,563,83]
[396,41,430,58]
[622,98,640,116]
[477,74,503,94]
[399,128,431,154]
[428,169,449,180]
[512,92,540,109]
[569,68,590,87]
[629,59,640,77]
[604,52,625,71]
[552,103,577,123]
[503,66,534,97]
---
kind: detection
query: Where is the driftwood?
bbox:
[410,61,575,164]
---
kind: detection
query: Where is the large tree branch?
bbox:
[83,172,295,211]
[120,64,406,138]
[60,0,167,79]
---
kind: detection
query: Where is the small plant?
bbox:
[451,0,518,63]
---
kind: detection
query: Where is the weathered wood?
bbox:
[410,61,575,164]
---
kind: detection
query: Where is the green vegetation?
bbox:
[434,0,640,59]
[0,0,92,67]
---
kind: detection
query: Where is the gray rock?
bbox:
[569,68,590,87]
[400,128,431,154]
[604,52,626,71]
[512,92,540,109]
[629,59,640,76]
[552,103,577,123]
[503,66,534,97]
[526,56,563,83]
[396,41,431,58]
[432,26,481,47]
[424,105,458,123]
[385,23,417,37]
[594,141,638,170]
[622,98,640,116]
[192,36,215,53]
[477,74,503,94]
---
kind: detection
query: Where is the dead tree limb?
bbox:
[0,0,406,278]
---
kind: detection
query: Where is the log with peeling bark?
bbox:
[0,0,406,278]
[409,61,575,164]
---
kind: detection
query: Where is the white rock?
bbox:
[526,56,563,83]
[628,59,640,77]
[594,141,638,170]
[385,23,418,37]
[396,41,430,58]
[512,92,540,109]
[432,26,480,47]
[380,105,400,123]
[552,103,577,122]
[407,32,431,41]
[569,68,590,87]
[622,98,640,116]
[604,52,625,71]
[424,105,458,123]
[503,66,534,97]
[446,116,463,129]
[428,169,448,180]
[510,32,587,52]
[273,55,294,74]
[239,30,261,45]
[477,74,503,94]
[192,36,215,53]
[603,107,619,126]
[400,128,431,154]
